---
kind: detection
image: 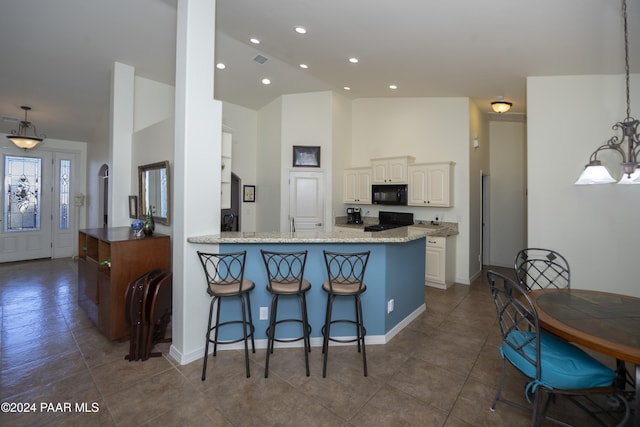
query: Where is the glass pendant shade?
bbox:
[7,135,42,150]
[491,101,512,113]
[617,167,640,184]
[574,163,616,185]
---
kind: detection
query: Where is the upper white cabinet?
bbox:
[371,156,414,184]
[344,167,372,204]
[221,126,232,209]
[407,162,454,207]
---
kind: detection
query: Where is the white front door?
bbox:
[289,171,325,232]
[1,149,53,262]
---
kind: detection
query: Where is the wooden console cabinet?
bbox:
[77,227,171,340]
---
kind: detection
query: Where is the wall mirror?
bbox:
[138,161,170,225]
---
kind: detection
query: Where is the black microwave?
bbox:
[372,184,408,205]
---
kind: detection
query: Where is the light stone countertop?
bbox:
[187,227,430,244]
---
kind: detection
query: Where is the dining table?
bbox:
[529,288,640,426]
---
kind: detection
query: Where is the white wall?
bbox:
[488,120,526,267]
[86,111,110,228]
[331,92,353,218]
[468,100,489,280]
[280,91,334,231]
[256,97,282,232]
[527,73,640,297]
[351,97,472,283]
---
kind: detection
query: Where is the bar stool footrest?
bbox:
[207,320,255,346]
[266,318,312,344]
[322,319,366,344]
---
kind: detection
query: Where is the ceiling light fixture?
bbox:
[299,64,308,69]
[491,96,512,114]
[349,57,359,64]
[6,106,46,150]
[216,63,226,70]
[294,26,307,34]
[249,38,260,44]
[389,84,398,90]
[575,0,639,185]
[261,78,271,85]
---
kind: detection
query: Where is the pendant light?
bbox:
[575,0,639,185]
[6,106,46,150]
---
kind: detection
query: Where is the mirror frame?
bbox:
[138,160,170,225]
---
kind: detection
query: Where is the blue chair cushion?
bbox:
[501,330,614,391]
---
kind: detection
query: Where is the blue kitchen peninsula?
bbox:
[187,228,427,345]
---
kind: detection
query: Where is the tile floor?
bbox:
[0,258,632,426]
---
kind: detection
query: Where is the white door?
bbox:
[289,171,324,232]
[1,149,53,262]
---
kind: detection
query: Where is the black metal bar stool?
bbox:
[321,250,370,377]
[260,250,312,378]
[197,250,255,379]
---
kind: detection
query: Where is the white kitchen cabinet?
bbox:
[221,126,232,209]
[344,167,372,204]
[423,235,456,289]
[371,156,414,184]
[407,162,454,207]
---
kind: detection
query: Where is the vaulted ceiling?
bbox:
[1,0,638,143]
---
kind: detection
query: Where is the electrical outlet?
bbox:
[387,299,394,314]
[259,307,268,320]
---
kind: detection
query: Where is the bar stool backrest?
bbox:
[323,251,370,292]
[261,250,308,291]
[197,251,249,296]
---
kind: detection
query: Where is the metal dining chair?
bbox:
[486,270,629,427]
[514,248,570,292]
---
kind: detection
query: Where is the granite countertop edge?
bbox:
[188,228,430,244]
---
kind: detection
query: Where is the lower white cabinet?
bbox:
[423,235,456,289]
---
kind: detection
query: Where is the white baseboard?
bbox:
[168,303,427,365]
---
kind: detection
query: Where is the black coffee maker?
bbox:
[347,207,362,224]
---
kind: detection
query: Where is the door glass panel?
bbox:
[4,155,42,232]
[59,159,70,229]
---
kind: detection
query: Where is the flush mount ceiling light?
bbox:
[491,96,512,113]
[6,106,46,150]
[575,0,639,185]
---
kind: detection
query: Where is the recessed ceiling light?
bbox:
[250,38,260,44]
[349,57,359,64]
[294,26,307,34]
[216,63,226,70]
[343,86,351,91]
[299,64,308,69]
[389,84,398,90]
[261,78,271,85]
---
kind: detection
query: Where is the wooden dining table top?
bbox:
[529,288,640,365]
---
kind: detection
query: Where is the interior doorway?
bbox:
[221,173,240,231]
[288,170,325,232]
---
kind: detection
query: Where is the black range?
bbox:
[364,211,414,232]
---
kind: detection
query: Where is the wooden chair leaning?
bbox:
[141,271,173,360]
[124,269,172,361]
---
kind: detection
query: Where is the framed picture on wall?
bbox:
[293,145,321,167]
[129,196,138,219]
[243,185,255,202]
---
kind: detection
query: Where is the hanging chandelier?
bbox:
[575,0,639,185]
[6,106,46,150]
